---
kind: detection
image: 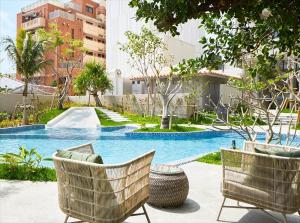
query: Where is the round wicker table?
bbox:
[147,164,189,208]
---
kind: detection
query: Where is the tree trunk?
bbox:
[58,95,64,110]
[92,93,102,107]
[22,80,29,125]
[150,80,157,116]
[147,85,151,116]
[160,96,170,129]
[160,116,170,129]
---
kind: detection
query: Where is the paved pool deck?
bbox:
[1,162,299,223]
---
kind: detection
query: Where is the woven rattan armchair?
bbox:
[53,143,155,223]
[218,141,300,223]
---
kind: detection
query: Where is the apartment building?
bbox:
[16,0,106,88]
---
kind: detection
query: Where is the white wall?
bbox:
[0,93,53,113]
[105,0,243,97]
[106,0,203,93]
[164,36,196,64]
[69,93,196,118]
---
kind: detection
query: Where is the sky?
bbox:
[0,0,38,74]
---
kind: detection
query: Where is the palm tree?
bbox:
[2,29,49,125]
[74,61,113,107]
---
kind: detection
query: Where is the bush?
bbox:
[0,119,22,128]
[0,146,56,181]
[0,112,10,122]
[0,163,56,181]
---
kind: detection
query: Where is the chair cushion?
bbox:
[223,180,274,208]
[56,150,103,164]
[255,147,300,158]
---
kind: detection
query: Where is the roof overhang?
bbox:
[129,67,242,81]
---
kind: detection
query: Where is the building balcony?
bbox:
[96,14,106,23]
[83,39,105,51]
[21,17,46,30]
[83,55,105,64]
[83,23,105,37]
[49,10,75,21]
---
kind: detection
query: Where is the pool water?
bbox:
[1,126,298,166]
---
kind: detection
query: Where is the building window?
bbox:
[85,36,93,40]
[86,21,93,25]
[137,81,140,84]
[132,81,135,84]
[86,5,94,14]
[86,51,93,56]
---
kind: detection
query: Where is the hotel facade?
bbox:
[16,0,106,87]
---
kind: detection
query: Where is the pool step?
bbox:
[96,107,129,122]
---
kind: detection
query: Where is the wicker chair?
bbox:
[218,141,300,223]
[52,143,155,223]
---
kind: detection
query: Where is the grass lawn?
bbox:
[282,108,297,113]
[0,163,56,181]
[95,109,129,126]
[197,151,221,165]
[134,124,204,132]
[123,112,160,125]
[38,108,66,124]
[123,111,216,125]
[294,124,300,130]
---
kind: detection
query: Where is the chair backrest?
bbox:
[221,148,300,214]
[243,141,299,153]
[53,146,155,223]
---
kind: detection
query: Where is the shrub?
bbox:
[0,119,22,128]
[0,146,55,181]
[0,112,10,122]
[0,163,56,181]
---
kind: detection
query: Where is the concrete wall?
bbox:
[106,0,204,95]
[220,84,241,105]
[0,93,54,113]
[69,93,197,118]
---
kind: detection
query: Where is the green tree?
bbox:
[130,0,300,75]
[38,24,86,109]
[120,27,168,116]
[129,0,300,141]
[120,27,186,129]
[74,61,113,107]
[2,29,49,125]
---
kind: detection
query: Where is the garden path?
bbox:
[96,107,129,122]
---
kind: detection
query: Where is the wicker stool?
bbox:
[147,164,189,208]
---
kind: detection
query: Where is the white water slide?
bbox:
[46,107,100,129]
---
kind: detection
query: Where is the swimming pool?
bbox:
[1,125,298,166]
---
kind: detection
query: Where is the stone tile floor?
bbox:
[1,162,299,223]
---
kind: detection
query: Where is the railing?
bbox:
[83,22,105,36]
[21,17,46,30]
[49,10,75,21]
[64,2,81,12]
[21,0,64,12]
[83,39,105,51]
[83,55,105,64]
[96,14,106,23]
